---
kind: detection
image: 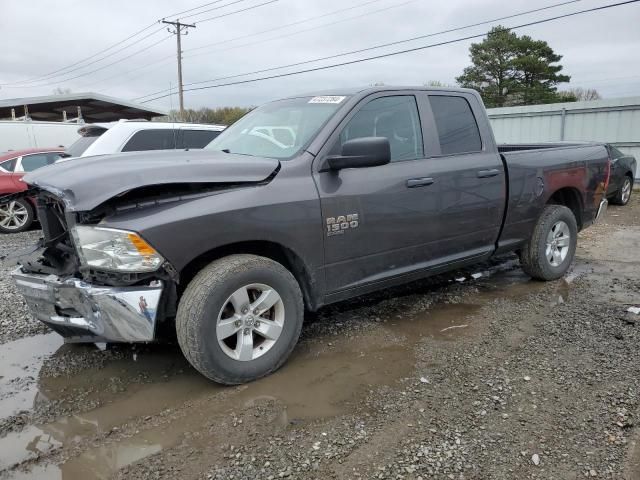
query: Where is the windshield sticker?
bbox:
[308,96,346,104]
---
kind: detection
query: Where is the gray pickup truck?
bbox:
[10,86,610,384]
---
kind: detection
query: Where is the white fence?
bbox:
[487,96,640,179]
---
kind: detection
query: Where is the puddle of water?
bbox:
[0,333,63,422]
[0,425,61,470]
[3,269,573,479]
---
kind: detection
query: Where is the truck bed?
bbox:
[497,142,595,153]
[495,142,610,255]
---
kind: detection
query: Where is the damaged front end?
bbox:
[9,149,281,343]
[10,190,170,343]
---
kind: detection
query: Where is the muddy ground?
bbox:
[1,195,639,480]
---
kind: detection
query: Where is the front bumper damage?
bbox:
[12,267,163,343]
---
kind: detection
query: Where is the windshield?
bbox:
[66,134,102,157]
[205,96,348,159]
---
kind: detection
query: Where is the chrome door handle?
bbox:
[477,169,501,178]
[406,177,434,188]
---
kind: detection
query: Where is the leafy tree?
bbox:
[456,26,570,107]
[424,80,452,87]
[558,87,602,102]
[158,106,252,125]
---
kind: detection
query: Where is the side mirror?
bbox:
[327,137,391,170]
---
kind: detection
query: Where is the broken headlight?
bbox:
[72,226,164,272]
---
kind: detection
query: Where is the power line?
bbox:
[139,0,640,103]
[0,22,160,86]
[90,0,392,98]
[135,0,583,101]
[179,0,253,20]
[185,0,388,53]
[77,56,175,90]
[184,0,418,59]
[0,0,263,87]
[26,36,173,89]
[3,26,167,88]
[193,0,279,24]
[162,0,235,19]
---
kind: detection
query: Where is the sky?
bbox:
[1,0,639,112]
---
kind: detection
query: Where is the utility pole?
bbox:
[162,19,195,118]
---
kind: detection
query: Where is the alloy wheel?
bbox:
[0,201,29,231]
[545,220,571,267]
[216,283,285,361]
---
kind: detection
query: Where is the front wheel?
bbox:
[176,254,304,384]
[0,199,34,234]
[519,205,578,281]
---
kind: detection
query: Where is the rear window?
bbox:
[122,129,177,152]
[181,129,221,149]
[429,96,482,155]
[66,133,103,157]
[0,157,17,172]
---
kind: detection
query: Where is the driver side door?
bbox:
[312,93,445,297]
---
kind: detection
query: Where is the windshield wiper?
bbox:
[221,149,231,153]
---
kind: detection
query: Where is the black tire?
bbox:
[519,204,578,281]
[611,175,633,206]
[0,198,34,234]
[176,254,304,385]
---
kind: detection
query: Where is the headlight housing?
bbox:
[72,226,164,272]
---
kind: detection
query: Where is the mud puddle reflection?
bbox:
[0,333,63,422]
[3,270,570,479]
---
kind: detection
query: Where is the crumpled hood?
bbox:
[23,149,280,212]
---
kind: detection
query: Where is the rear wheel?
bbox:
[0,199,34,234]
[519,204,577,281]
[612,176,633,205]
[176,254,304,384]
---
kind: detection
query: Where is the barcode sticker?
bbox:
[308,96,346,104]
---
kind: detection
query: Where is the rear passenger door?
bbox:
[121,129,177,152]
[424,93,505,258]
[178,129,222,149]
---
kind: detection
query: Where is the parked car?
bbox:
[605,145,636,205]
[64,120,226,158]
[11,86,610,385]
[0,148,68,233]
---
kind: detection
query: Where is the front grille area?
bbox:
[15,192,80,277]
[37,193,68,243]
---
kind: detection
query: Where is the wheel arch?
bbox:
[178,240,320,311]
[546,187,583,230]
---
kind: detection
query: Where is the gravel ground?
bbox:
[0,195,639,480]
[0,230,48,344]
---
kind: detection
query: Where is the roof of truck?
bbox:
[289,85,480,98]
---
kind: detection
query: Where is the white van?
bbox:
[0,120,81,151]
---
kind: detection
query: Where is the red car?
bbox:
[0,148,68,233]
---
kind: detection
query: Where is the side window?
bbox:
[333,96,423,162]
[0,158,17,172]
[122,130,177,152]
[429,96,482,155]
[611,147,625,159]
[20,153,56,172]
[181,129,221,149]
